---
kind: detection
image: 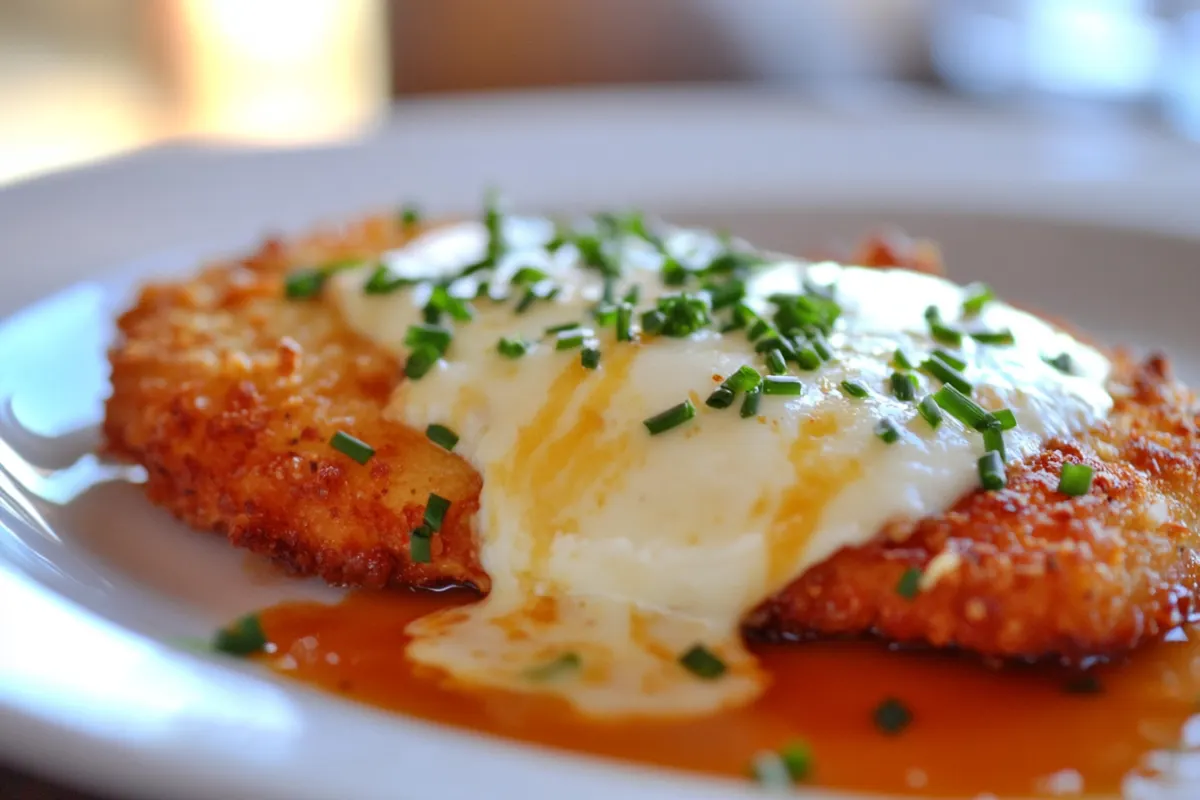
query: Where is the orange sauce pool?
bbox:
[260,590,1200,797]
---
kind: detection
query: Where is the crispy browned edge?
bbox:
[105,219,1200,660]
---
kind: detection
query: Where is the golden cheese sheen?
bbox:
[328,218,1112,718]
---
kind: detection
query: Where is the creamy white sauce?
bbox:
[329,218,1112,718]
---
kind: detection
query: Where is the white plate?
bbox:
[1,87,1200,800]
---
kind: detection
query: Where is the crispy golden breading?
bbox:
[106,218,1200,660]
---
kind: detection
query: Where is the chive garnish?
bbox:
[840,379,869,399]
[962,283,995,315]
[874,698,913,735]
[399,204,421,227]
[1057,463,1094,497]
[1045,352,1076,374]
[363,265,414,295]
[992,409,1017,430]
[875,418,901,444]
[740,385,762,418]
[616,303,634,342]
[330,431,375,465]
[924,305,941,322]
[213,613,268,656]
[515,288,538,314]
[931,385,991,430]
[404,323,452,355]
[524,652,581,682]
[640,309,666,335]
[554,328,588,351]
[410,533,432,564]
[809,332,833,362]
[592,303,618,326]
[971,329,1015,346]
[766,349,788,375]
[623,284,641,305]
[511,266,548,286]
[750,741,812,788]
[890,371,916,402]
[895,567,921,599]
[425,424,458,451]
[932,349,967,371]
[706,386,736,409]
[747,319,772,341]
[542,321,578,335]
[922,356,972,395]
[423,493,450,532]
[792,345,822,371]
[679,644,726,679]
[405,345,440,379]
[284,268,326,299]
[892,349,914,370]
[724,365,762,393]
[762,376,803,396]
[929,321,964,347]
[978,450,1007,491]
[983,426,1006,462]
[581,346,601,370]
[917,395,943,430]
[497,337,529,359]
[643,400,696,435]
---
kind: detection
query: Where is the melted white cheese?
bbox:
[329,218,1112,717]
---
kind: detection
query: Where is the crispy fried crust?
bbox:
[106,219,1200,660]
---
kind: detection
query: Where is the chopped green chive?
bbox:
[895,566,921,599]
[404,323,452,355]
[917,395,943,430]
[706,386,736,409]
[971,329,1015,346]
[616,303,634,342]
[766,349,788,375]
[750,741,813,787]
[762,376,803,396]
[929,321,964,347]
[425,424,458,451]
[809,333,833,362]
[404,345,440,380]
[978,450,1007,491]
[643,400,696,435]
[363,265,414,295]
[932,349,967,371]
[679,644,726,679]
[423,493,450,532]
[640,309,666,335]
[840,379,870,399]
[740,385,762,418]
[285,268,326,299]
[544,321,581,334]
[992,408,1017,430]
[747,319,772,341]
[931,385,991,430]
[623,284,641,305]
[983,426,1006,462]
[724,365,762,393]
[497,336,530,359]
[592,302,618,326]
[511,266,549,286]
[581,346,601,370]
[515,288,538,314]
[399,204,421,227]
[892,349,914,370]
[874,698,913,735]
[1064,674,1103,695]
[330,431,375,465]
[1057,463,1094,497]
[922,356,973,395]
[792,345,822,371]
[890,371,917,402]
[875,418,902,444]
[424,285,474,323]
[555,328,588,351]
[962,283,995,315]
[777,741,813,782]
[410,532,432,564]
[213,613,268,656]
[1045,352,1076,374]
[524,652,581,682]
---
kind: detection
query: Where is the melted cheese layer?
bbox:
[329,218,1112,717]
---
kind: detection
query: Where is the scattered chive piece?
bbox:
[679,644,727,679]
[962,283,995,315]
[524,652,581,682]
[423,493,450,532]
[592,302,618,326]
[1057,463,1094,497]
[766,349,788,375]
[213,613,267,656]
[929,321,964,347]
[809,333,834,362]
[724,365,762,393]
[399,204,421,227]
[706,386,736,409]
[404,345,440,380]
[762,376,804,396]
[511,266,549,286]
[892,349,914,370]
[740,385,762,418]
[616,303,634,342]
[841,379,870,399]
[411,523,433,538]
[555,328,587,351]
[1045,352,1076,374]
[751,742,813,788]
[410,533,432,564]
[747,319,772,341]
[931,384,991,430]
[363,265,413,295]
[983,426,1007,462]
[875,418,902,444]
[330,431,375,465]
[581,346,601,370]
[497,336,529,359]
[404,323,452,355]
[895,567,921,600]
[890,371,916,402]
[545,321,581,334]
[623,284,641,305]
[873,698,913,735]
[640,309,666,335]
[924,304,941,322]
[993,408,1017,430]
[285,268,326,299]
[922,357,973,395]
[1064,674,1103,695]
[971,328,1015,346]
[425,424,458,451]
[643,400,696,436]
[932,349,967,371]
[978,450,1007,491]
[515,288,538,314]
[601,275,616,305]
[792,345,822,371]
[777,741,814,782]
[917,395,943,430]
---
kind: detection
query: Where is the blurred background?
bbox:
[1,0,1199,186]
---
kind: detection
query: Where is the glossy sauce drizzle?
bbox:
[262,589,1200,798]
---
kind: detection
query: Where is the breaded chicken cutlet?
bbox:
[105,214,1200,663]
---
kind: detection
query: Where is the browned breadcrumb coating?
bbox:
[106,216,1200,661]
